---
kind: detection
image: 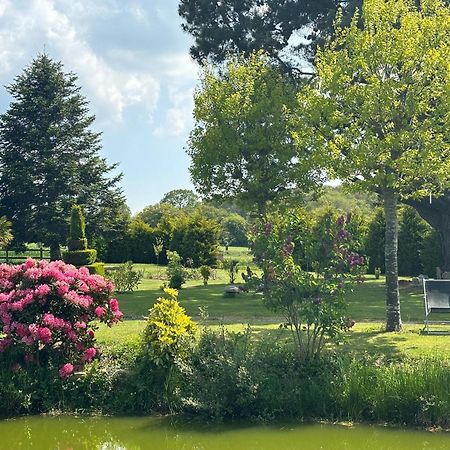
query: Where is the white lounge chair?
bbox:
[423,279,450,333]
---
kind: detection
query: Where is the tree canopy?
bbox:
[188,51,320,216]
[160,189,199,209]
[0,54,124,258]
[297,0,450,330]
[178,0,362,75]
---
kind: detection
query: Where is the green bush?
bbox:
[169,215,220,267]
[222,214,249,247]
[108,261,143,293]
[63,249,97,266]
[222,259,239,284]
[143,288,197,368]
[128,219,159,263]
[167,250,186,289]
[86,262,105,276]
[199,265,211,285]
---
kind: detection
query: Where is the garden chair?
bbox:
[423,279,450,333]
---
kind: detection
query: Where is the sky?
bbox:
[0,0,198,214]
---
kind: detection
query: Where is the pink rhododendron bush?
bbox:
[0,259,122,378]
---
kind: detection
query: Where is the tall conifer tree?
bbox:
[0,54,124,259]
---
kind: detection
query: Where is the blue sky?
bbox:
[0,0,198,213]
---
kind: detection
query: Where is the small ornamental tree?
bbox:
[63,205,98,269]
[0,259,122,378]
[253,212,365,361]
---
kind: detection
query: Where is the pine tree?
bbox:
[0,54,123,260]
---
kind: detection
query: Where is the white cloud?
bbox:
[153,86,194,137]
[0,0,160,123]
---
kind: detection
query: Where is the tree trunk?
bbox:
[405,194,450,271]
[383,189,402,332]
[50,242,62,261]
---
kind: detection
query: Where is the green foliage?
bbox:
[69,205,86,242]
[160,189,199,209]
[199,265,211,285]
[127,218,158,263]
[179,325,259,420]
[0,216,13,248]
[364,208,386,274]
[421,229,443,277]
[299,0,450,200]
[86,262,105,276]
[143,288,197,368]
[188,51,318,215]
[305,186,378,219]
[108,261,143,293]
[63,249,97,266]
[398,207,429,276]
[168,215,220,267]
[0,54,123,254]
[167,251,186,289]
[222,259,239,284]
[221,214,248,247]
[67,238,88,251]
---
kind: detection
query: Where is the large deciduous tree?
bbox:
[0,55,124,260]
[298,0,450,331]
[188,51,320,217]
[160,189,199,209]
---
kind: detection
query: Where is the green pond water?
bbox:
[0,416,449,450]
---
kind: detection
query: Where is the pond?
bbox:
[0,416,449,450]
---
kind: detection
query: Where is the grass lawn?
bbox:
[99,247,450,359]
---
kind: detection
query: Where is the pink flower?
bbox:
[109,299,119,312]
[74,321,86,329]
[28,323,39,339]
[113,310,123,322]
[59,363,74,379]
[21,336,34,346]
[82,347,97,362]
[35,284,51,297]
[57,282,69,296]
[37,327,52,344]
[95,306,105,318]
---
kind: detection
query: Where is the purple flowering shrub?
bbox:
[252,209,365,361]
[0,259,122,378]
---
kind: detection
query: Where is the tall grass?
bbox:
[333,357,450,427]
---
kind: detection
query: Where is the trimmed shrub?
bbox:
[63,205,98,268]
[69,204,86,241]
[67,238,88,251]
[86,262,105,276]
[63,249,97,266]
